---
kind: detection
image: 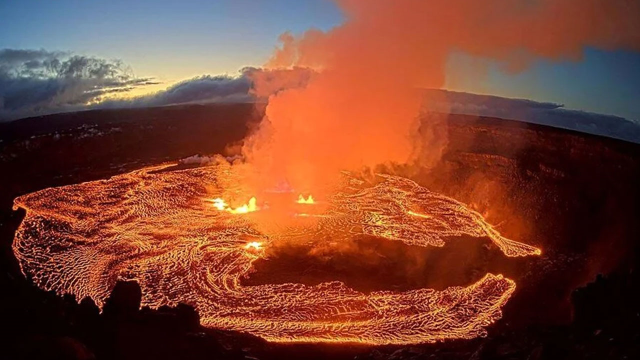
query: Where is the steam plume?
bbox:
[244,0,640,193]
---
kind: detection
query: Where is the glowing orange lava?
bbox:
[244,241,263,251]
[12,162,540,344]
[297,194,315,204]
[206,196,258,214]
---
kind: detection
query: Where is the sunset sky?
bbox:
[1,0,639,120]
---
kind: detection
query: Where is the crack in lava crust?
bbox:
[12,163,540,345]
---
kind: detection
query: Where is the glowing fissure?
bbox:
[244,241,263,251]
[12,163,540,344]
[206,196,258,214]
[297,195,315,204]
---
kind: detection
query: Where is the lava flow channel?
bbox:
[12,163,540,345]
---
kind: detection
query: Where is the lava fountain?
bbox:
[12,160,540,345]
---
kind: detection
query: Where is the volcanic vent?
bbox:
[12,159,539,345]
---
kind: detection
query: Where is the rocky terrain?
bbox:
[1,103,638,359]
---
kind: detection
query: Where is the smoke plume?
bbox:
[243,0,640,193]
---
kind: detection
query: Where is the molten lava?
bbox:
[206,196,258,214]
[12,162,540,344]
[244,241,263,251]
[297,194,315,204]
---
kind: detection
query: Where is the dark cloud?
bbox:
[0,51,313,119]
[0,49,155,120]
[97,66,313,109]
[100,74,253,109]
[144,75,250,105]
[1,48,638,143]
[423,89,640,143]
[0,49,65,67]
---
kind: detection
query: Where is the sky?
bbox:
[1,0,639,121]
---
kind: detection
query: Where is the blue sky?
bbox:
[1,0,639,120]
